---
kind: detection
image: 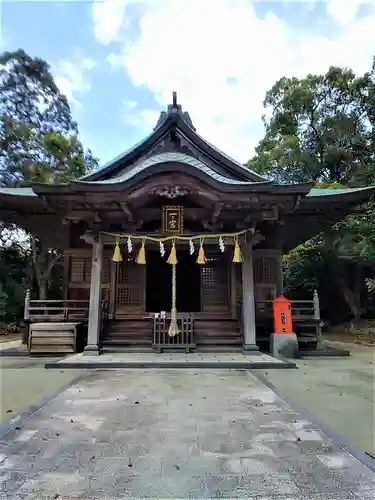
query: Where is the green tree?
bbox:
[0,242,29,324]
[0,49,99,300]
[248,66,374,185]
[249,63,375,321]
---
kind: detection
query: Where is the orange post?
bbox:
[272,296,294,334]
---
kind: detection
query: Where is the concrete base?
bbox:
[83,344,100,356]
[299,345,351,357]
[270,333,298,359]
[242,344,260,353]
[45,352,297,369]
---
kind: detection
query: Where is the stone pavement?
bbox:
[45,351,295,369]
[0,369,374,499]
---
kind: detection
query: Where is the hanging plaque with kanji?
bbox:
[162,206,183,234]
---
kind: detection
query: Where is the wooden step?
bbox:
[196,338,242,345]
[102,346,152,353]
[103,338,153,345]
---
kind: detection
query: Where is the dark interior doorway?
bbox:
[146,250,201,313]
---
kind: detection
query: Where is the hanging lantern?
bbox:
[232,236,243,263]
[196,238,206,265]
[112,237,123,262]
[189,239,195,255]
[167,239,178,265]
[136,239,146,264]
[127,236,132,253]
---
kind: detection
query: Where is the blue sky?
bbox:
[1,0,374,166]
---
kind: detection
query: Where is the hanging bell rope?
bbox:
[136,238,146,265]
[232,235,243,263]
[168,263,179,337]
[112,237,123,262]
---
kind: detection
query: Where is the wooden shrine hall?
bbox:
[1,92,374,356]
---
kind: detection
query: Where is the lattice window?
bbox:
[117,286,142,306]
[70,257,92,283]
[84,258,91,283]
[201,254,229,310]
[253,256,278,284]
[201,266,216,285]
[102,257,110,284]
[70,255,111,285]
[263,257,277,283]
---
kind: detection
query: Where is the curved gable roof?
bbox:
[81,95,268,184]
[81,152,270,187]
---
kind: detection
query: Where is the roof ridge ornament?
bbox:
[172,91,177,107]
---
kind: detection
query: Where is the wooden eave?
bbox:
[0,188,51,214]
[283,186,375,251]
[295,186,375,214]
[31,166,312,198]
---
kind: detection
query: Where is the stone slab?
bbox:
[0,369,374,499]
[271,332,299,358]
[45,351,296,369]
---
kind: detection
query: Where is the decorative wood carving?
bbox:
[80,231,98,245]
[212,203,223,224]
[149,185,190,199]
[119,202,134,223]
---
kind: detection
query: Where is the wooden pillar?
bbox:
[242,242,259,352]
[84,236,103,356]
[313,289,322,346]
[230,263,237,320]
[109,260,117,319]
[276,250,283,296]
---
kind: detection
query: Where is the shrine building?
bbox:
[1,93,374,356]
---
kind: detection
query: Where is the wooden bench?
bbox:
[28,322,79,354]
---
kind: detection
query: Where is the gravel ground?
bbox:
[255,342,375,457]
[0,355,85,424]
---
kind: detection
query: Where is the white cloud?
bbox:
[54,52,96,109]
[94,0,375,162]
[92,0,128,45]
[325,0,374,25]
[122,103,160,130]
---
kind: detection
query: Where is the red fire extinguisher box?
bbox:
[272,296,294,335]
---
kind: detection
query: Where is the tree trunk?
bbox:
[323,230,362,321]
[38,280,47,300]
[324,251,362,319]
[336,274,362,319]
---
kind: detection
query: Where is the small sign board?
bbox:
[162,206,183,234]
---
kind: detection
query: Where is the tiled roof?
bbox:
[84,152,268,186]
[306,187,374,197]
[0,187,36,196]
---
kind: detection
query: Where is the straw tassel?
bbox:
[136,239,146,264]
[112,238,123,262]
[196,239,206,265]
[232,236,243,263]
[167,240,178,265]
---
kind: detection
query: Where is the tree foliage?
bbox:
[0,49,99,307]
[249,62,375,322]
[248,66,374,185]
[0,49,98,186]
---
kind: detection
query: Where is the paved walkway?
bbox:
[0,369,374,499]
[46,351,294,369]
